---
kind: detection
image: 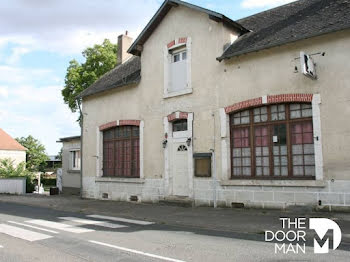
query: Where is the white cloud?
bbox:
[241,0,297,9]
[0,82,80,155]
[0,0,163,154]
[0,65,80,155]
[0,85,9,98]
[0,65,53,84]
[6,47,31,65]
[0,0,159,55]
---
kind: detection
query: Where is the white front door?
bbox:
[163,113,193,198]
[172,142,189,196]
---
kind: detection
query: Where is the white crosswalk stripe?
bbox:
[89,240,186,262]
[8,221,59,234]
[26,219,94,234]
[58,217,127,229]
[87,215,154,225]
[0,224,52,242]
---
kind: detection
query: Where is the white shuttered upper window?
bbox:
[169,49,187,92]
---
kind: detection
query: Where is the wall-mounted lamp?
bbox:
[186,138,192,147]
[162,139,168,148]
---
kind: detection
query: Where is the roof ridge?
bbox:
[237,0,310,24]
[0,128,27,151]
[218,0,350,61]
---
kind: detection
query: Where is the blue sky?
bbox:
[0,0,295,155]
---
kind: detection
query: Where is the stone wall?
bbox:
[82,177,163,203]
[193,179,350,211]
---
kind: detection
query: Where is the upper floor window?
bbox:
[169,48,187,93]
[230,103,315,179]
[164,37,192,98]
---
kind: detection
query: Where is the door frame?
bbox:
[163,112,194,198]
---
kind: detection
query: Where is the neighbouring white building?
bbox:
[57,136,81,195]
[77,0,350,210]
[0,128,26,167]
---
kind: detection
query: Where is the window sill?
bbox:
[220,179,326,187]
[164,89,192,99]
[68,170,81,174]
[95,177,145,184]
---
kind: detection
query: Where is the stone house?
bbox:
[0,128,26,167]
[57,136,81,194]
[78,0,350,210]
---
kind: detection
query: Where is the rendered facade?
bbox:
[78,0,350,210]
[58,136,81,194]
[0,128,26,167]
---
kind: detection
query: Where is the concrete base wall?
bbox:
[193,179,350,210]
[82,177,163,203]
[82,177,350,210]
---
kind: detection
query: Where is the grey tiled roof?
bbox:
[57,135,81,142]
[217,0,350,61]
[78,56,141,98]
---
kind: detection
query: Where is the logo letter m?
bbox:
[309,218,342,254]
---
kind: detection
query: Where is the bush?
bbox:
[25,175,35,193]
[0,158,35,193]
[41,177,56,186]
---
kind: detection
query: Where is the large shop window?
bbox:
[230,103,315,179]
[103,126,140,178]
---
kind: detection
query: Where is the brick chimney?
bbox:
[117,31,133,65]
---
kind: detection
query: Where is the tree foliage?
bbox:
[0,159,29,178]
[56,147,62,161]
[0,158,35,193]
[62,39,118,113]
[16,135,48,172]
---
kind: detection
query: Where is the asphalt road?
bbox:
[0,202,349,262]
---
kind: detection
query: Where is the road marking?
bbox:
[8,221,59,234]
[0,224,52,242]
[89,240,186,262]
[0,245,3,248]
[87,215,154,225]
[26,219,94,234]
[58,217,127,229]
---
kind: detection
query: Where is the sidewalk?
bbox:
[0,194,349,243]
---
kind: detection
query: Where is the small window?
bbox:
[172,50,187,63]
[173,119,187,132]
[194,153,212,177]
[70,150,81,170]
[173,53,180,63]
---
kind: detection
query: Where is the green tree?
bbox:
[62,39,118,113]
[15,136,49,172]
[0,158,35,193]
[56,147,62,161]
[0,159,28,178]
